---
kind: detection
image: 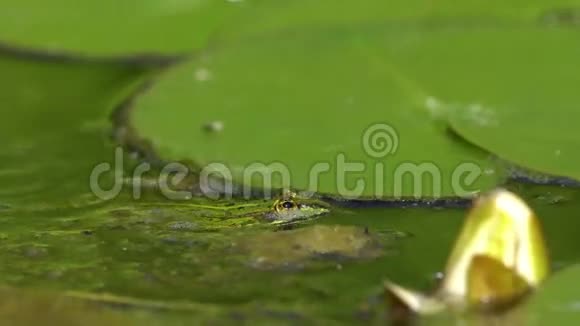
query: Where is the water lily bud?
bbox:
[442,189,549,304]
[385,189,549,315]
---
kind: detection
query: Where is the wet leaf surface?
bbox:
[131,26,505,198]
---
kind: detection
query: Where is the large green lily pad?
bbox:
[0,1,574,58]
[134,24,540,197]
[445,28,580,180]
[0,0,235,57]
[523,264,580,324]
[132,39,503,197]
[222,0,580,40]
[131,1,580,198]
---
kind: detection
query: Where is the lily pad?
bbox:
[0,0,573,58]
[445,27,580,181]
[0,0,235,57]
[223,0,580,40]
[130,23,525,198]
[523,264,580,324]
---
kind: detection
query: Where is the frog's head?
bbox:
[263,193,330,224]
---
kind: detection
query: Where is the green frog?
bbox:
[121,170,331,226]
[103,191,330,231]
[261,193,330,224]
[187,192,331,226]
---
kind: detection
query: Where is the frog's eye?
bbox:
[275,199,297,212]
[281,200,295,209]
